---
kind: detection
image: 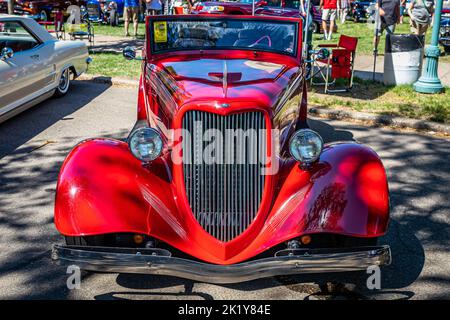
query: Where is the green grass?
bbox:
[309,78,450,123]
[92,21,146,38]
[315,16,450,62]
[87,52,142,79]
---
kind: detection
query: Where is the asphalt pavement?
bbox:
[0,80,448,299]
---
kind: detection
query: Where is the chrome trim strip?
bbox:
[0,83,57,118]
[52,245,392,284]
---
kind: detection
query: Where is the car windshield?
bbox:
[150,18,298,56]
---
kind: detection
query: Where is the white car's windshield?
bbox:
[150,18,298,56]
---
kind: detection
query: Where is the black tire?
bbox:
[312,21,320,34]
[338,236,378,247]
[65,235,108,246]
[53,68,71,97]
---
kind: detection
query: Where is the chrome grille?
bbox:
[182,111,267,242]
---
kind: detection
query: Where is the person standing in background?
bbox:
[320,0,338,40]
[186,0,195,12]
[124,0,142,37]
[408,0,434,35]
[373,0,400,48]
[399,0,406,23]
[339,0,350,24]
[146,0,162,15]
[162,0,170,14]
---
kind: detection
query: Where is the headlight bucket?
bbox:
[289,129,323,164]
[128,127,163,162]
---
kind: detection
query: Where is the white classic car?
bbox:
[0,14,90,123]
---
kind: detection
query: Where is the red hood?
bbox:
[201,1,253,7]
[151,54,300,110]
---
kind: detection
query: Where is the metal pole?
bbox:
[373,5,381,81]
[252,0,255,15]
[413,0,444,93]
[303,0,311,60]
[7,0,14,15]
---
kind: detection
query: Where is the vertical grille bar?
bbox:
[182,111,266,242]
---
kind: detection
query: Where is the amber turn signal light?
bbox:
[300,235,311,245]
[133,234,145,245]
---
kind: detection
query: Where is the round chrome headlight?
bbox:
[128,127,163,162]
[289,129,323,164]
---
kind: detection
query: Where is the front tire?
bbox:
[312,21,320,34]
[65,235,108,246]
[338,236,378,247]
[54,68,71,97]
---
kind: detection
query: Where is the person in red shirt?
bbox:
[320,0,338,40]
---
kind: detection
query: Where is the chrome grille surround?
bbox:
[182,110,267,242]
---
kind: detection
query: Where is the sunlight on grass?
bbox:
[310,79,450,123]
[93,22,146,38]
[87,52,142,79]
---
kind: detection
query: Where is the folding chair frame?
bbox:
[310,36,358,94]
[67,22,95,46]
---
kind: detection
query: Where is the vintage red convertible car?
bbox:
[52,15,391,283]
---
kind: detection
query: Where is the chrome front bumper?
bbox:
[52,245,391,284]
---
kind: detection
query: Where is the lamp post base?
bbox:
[413,45,444,94]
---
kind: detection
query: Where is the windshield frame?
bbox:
[147,15,301,59]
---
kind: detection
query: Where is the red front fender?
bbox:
[55,139,389,264]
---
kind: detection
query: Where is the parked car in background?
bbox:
[349,0,376,22]
[0,15,90,123]
[192,0,337,34]
[0,0,86,22]
[440,14,450,53]
[87,0,123,26]
[52,15,391,283]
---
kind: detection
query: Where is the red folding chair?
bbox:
[311,35,358,93]
[39,10,65,40]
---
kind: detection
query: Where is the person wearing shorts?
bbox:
[339,0,350,24]
[320,0,337,40]
[400,0,406,24]
[373,0,400,49]
[124,0,142,37]
[408,0,434,35]
[146,0,162,15]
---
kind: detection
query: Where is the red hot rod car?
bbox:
[52,15,391,283]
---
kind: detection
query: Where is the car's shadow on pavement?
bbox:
[0,81,127,299]
[99,119,431,300]
[0,80,111,159]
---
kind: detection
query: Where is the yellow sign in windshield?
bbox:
[154,21,168,43]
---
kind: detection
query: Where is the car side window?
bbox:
[267,0,283,7]
[284,0,301,9]
[0,21,40,54]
